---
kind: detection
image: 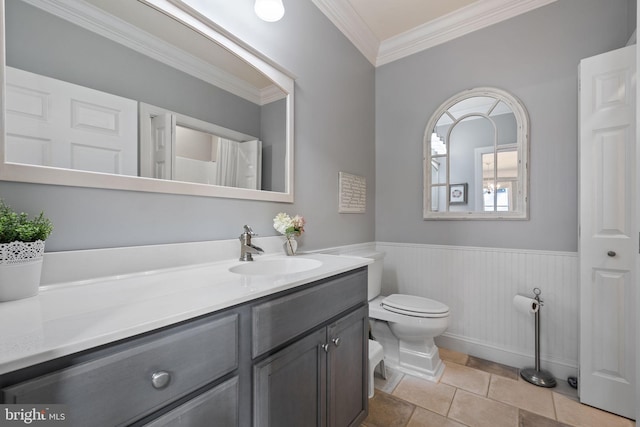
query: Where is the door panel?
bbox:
[5,67,138,175]
[253,328,327,427]
[327,306,367,427]
[579,44,636,419]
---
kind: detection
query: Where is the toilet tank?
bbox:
[346,250,385,299]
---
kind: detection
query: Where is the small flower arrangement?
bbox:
[273,212,305,255]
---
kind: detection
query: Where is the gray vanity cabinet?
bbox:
[1,267,368,427]
[252,269,368,427]
[2,312,240,427]
[254,307,368,427]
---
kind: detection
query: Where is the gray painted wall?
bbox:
[375,0,634,252]
[0,0,376,251]
[260,99,287,192]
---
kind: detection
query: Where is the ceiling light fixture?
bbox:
[254,0,285,22]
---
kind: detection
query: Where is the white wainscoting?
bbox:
[376,242,579,380]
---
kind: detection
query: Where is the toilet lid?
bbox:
[381,294,449,318]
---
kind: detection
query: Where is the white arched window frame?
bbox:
[423,87,530,220]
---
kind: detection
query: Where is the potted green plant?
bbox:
[0,200,53,302]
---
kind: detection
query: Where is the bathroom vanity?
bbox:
[0,246,371,427]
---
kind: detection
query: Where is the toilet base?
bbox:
[395,338,445,382]
[370,321,445,382]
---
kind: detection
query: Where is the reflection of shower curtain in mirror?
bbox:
[216,139,238,187]
[216,139,262,189]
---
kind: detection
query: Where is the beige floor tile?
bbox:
[519,409,571,427]
[439,347,469,365]
[392,375,456,416]
[488,374,555,419]
[362,390,415,427]
[406,406,466,427]
[466,355,519,380]
[374,366,404,395]
[441,361,490,396]
[549,378,579,401]
[553,392,636,427]
[448,389,518,427]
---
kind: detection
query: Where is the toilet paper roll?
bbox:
[513,295,539,315]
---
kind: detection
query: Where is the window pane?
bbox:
[431,185,446,212]
[496,150,518,180]
[431,157,447,184]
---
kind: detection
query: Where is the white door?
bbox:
[5,67,138,175]
[579,45,637,419]
[149,113,175,180]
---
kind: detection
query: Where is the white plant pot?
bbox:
[0,240,45,302]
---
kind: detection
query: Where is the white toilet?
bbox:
[357,250,450,382]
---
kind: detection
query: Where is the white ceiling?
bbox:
[312,0,558,66]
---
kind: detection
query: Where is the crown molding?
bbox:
[377,0,557,66]
[313,0,557,67]
[261,84,287,104]
[311,0,379,65]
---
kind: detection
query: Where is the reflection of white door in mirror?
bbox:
[149,113,174,181]
[6,67,138,175]
[423,87,529,220]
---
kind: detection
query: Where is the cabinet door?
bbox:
[254,328,327,427]
[327,306,368,427]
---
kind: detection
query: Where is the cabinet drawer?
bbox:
[252,268,367,357]
[144,376,239,426]
[3,313,238,427]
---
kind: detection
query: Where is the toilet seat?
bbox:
[381,294,449,318]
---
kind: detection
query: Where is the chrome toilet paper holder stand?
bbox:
[520,287,557,388]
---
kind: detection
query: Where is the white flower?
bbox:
[273,212,305,237]
[273,212,293,235]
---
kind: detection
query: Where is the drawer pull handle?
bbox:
[607,251,616,257]
[151,371,171,390]
[332,337,341,347]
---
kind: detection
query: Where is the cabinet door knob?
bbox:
[607,251,616,257]
[321,343,329,353]
[151,371,171,389]
[332,337,341,347]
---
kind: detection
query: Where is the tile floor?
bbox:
[362,347,636,427]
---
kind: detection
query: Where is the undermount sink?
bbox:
[229,257,322,276]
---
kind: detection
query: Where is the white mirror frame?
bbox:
[423,87,529,220]
[0,0,295,203]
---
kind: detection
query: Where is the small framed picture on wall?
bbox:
[449,183,468,205]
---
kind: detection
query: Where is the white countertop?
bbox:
[0,252,371,374]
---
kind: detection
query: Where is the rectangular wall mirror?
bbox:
[0,0,295,202]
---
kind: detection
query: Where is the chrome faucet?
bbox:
[239,225,264,261]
